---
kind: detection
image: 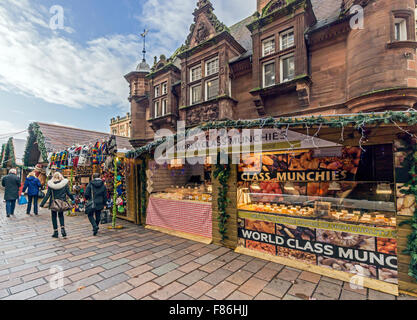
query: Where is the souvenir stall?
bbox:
[46,137,130,224]
[126,111,417,297]
[144,157,213,242]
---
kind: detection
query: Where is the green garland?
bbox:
[398,138,417,280]
[0,143,5,166]
[213,154,231,242]
[127,111,417,160]
[139,156,147,225]
[2,138,16,168]
[24,123,48,166]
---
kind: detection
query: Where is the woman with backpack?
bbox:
[40,172,75,238]
[85,173,108,236]
[22,172,42,216]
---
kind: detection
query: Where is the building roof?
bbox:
[311,0,343,23]
[229,14,257,52]
[36,122,133,153]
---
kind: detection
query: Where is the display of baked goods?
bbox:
[152,184,212,203]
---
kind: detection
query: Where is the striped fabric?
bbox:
[146,197,212,238]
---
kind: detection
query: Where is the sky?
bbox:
[0,0,256,144]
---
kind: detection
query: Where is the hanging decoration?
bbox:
[398,135,417,281]
[213,153,231,242]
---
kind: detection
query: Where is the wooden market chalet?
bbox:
[121,0,417,297]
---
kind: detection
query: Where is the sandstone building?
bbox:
[125,0,417,148]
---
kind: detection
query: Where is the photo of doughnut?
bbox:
[316,230,376,251]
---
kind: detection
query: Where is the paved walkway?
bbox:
[0,193,415,300]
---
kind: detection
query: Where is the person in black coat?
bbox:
[40,172,75,238]
[1,168,21,217]
[85,173,108,236]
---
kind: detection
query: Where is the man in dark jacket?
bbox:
[22,172,42,216]
[85,173,108,236]
[1,168,21,217]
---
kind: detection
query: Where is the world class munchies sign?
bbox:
[238,228,397,270]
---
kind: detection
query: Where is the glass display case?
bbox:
[151,182,213,203]
[237,180,396,227]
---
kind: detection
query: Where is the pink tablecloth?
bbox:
[146,197,212,238]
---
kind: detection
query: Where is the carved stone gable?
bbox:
[262,0,287,17]
[195,21,210,45]
[186,104,219,126]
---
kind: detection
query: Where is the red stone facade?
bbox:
[125,0,417,148]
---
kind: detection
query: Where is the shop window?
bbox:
[154,85,160,98]
[205,78,219,100]
[190,84,202,104]
[263,61,275,88]
[280,28,294,50]
[280,54,295,82]
[162,82,168,95]
[154,100,160,118]
[206,57,219,77]
[161,99,168,116]
[190,65,202,82]
[262,37,275,57]
[394,18,407,41]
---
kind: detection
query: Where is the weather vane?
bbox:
[140,29,149,62]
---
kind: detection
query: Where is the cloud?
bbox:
[0,120,28,144]
[0,0,139,109]
[138,0,256,60]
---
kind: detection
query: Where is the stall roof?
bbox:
[24,122,133,166]
[127,111,417,159]
[36,122,133,152]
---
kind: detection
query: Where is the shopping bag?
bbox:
[18,195,28,205]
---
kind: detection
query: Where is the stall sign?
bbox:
[238,216,398,284]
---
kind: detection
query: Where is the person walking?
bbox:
[40,172,74,238]
[22,172,42,216]
[1,168,21,218]
[85,173,108,236]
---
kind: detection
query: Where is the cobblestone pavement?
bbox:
[0,193,415,300]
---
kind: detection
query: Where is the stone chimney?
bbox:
[257,0,270,14]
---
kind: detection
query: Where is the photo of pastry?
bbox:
[316,230,376,251]
[397,184,415,217]
[277,247,316,265]
[245,219,275,234]
[246,240,276,255]
[378,268,398,284]
[276,224,316,241]
[377,238,397,255]
[318,256,377,279]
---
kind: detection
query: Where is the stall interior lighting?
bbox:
[328,182,341,191]
[376,183,392,195]
[284,182,295,191]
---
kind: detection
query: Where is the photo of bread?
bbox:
[246,240,276,255]
[316,230,376,251]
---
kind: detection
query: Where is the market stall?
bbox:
[236,144,398,291]
[144,158,213,242]
[126,111,417,296]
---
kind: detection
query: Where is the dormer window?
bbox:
[154,85,160,98]
[262,37,275,57]
[280,54,295,82]
[280,28,294,50]
[190,66,202,82]
[394,18,407,41]
[206,57,219,76]
[162,82,168,95]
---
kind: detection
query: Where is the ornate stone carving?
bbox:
[195,22,209,44]
[186,104,219,126]
[263,0,287,16]
[197,0,209,9]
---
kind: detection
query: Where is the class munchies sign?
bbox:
[238,228,397,270]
